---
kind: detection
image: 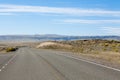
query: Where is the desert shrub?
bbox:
[6,47,18,52]
[112,48,119,52]
[104,43,109,47]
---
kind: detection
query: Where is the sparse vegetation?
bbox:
[57,39,120,53]
[38,40,120,53]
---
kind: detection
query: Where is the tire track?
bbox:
[36,53,69,80]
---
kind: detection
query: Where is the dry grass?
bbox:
[37,41,72,50]
[80,51,120,64]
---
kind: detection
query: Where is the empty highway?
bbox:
[0,48,120,80]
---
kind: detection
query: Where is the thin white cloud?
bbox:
[102,27,120,35]
[0,13,14,15]
[62,19,120,24]
[0,4,120,16]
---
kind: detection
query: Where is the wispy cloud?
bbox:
[102,27,120,35]
[0,4,120,16]
[0,12,14,15]
[62,19,120,24]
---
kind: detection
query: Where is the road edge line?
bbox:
[55,53,120,72]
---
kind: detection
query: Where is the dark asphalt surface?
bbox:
[0,47,120,80]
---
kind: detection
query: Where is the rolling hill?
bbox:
[0,34,120,42]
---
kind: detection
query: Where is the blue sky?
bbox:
[0,0,120,36]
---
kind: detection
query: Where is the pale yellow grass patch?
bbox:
[37,41,72,48]
[81,51,120,64]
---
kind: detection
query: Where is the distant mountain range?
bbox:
[0,34,120,42]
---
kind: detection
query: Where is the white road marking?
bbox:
[55,53,120,72]
[0,54,17,72]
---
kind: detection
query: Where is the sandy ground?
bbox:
[37,42,57,48]
[37,42,72,48]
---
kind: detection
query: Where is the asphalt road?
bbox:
[0,47,120,80]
